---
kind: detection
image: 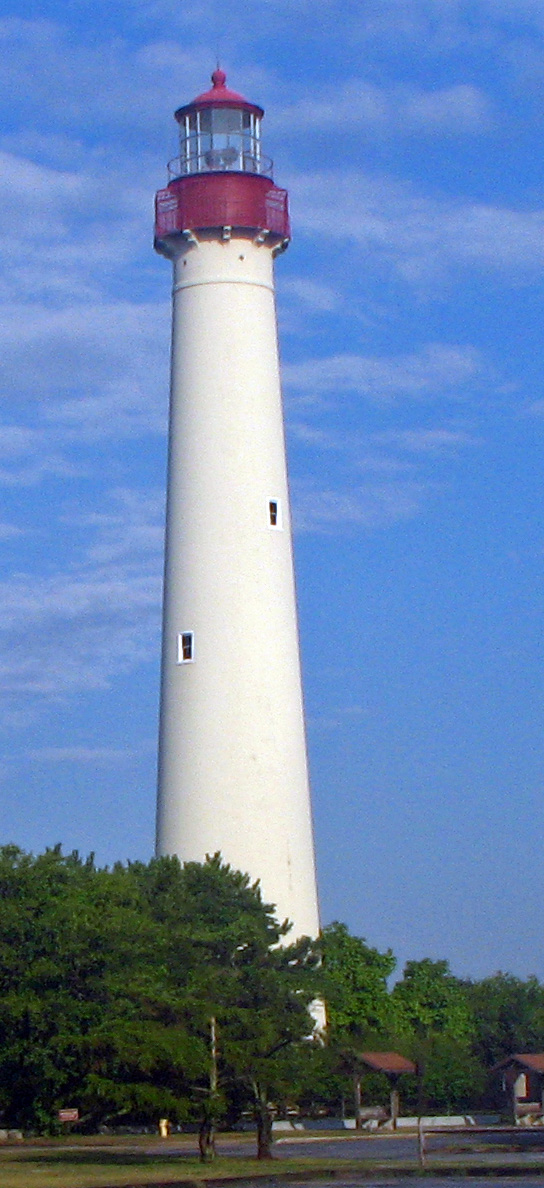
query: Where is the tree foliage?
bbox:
[465,972,544,1067]
[0,846,319,1148]
[391,958,474,1043]
[320,921,395,1039]
[2,844,544,1133]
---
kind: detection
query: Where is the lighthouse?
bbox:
[154,70,320,942]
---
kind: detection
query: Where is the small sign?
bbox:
[58,1108,79,1123]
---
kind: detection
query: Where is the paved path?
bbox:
[273,1129,544,1164]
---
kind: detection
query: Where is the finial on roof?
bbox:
[211,68,227,88]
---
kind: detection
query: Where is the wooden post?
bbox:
[390,1085,400,1131]
[418,1118,426,1169]
[353,1074,362,1129]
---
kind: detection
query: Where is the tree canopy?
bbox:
[1,844,544,1135]
[320,921,395,1040]
[0,846,319,1149]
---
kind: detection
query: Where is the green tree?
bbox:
[317,922,398,1124]
[419,1035,485,1114]
[0,845,322,1154]
[320,921,395,1040]
[391,958,474,1043]
[465,972,544,1068]
[133,853,321,1157]
[391,958,477,1114]
[0,845,206,1130]
[218,932,320,1157]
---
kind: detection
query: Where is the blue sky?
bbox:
[2,0,544,982]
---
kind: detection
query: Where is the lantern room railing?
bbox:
[168,144,273,181]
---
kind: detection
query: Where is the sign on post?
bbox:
[58,1108,79,1123]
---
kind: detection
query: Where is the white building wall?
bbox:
[156,235,320,941]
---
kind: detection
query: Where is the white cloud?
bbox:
[0,149,84,210]
[525,399,544,416]
[337,0,544,50]
[289,423,345,449]
[28,747,136,763]
[0,147,155,304]
[287,415,478,533]
[0,18,213,141]
[0,487,163,700]
[289,171,544,284]
[0,569,157,636]
[273,82,491,137]
[0,611,159,698]
[66,488,165,564]
[291,474,426,533]
[0,302,168,435]
[307,703,368,730]
[374,427,478,452]
[290,420,477,459]
[284,343,482,403]
[0,423,86,487]
[282,277,341,312]
[0,521,23,540]
[0,426,41,458]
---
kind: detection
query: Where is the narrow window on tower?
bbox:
[177,632,194,663]
[269,499,282,529]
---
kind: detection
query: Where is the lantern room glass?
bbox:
[174,107,272,178]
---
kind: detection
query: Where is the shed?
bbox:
[493,1054,544,1123]
[356,1051,416,1129]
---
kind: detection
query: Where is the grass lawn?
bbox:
[0,1132,417,1188]
[0,1144,391,1188]
[3,1133,544,1188]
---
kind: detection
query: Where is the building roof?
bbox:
[494,1053,544,1073]
[175,70,264,121]
[359,1051,416,1075]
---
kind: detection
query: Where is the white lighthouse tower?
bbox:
[154,70,320,942]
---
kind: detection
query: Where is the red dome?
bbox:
[175,69,264,121]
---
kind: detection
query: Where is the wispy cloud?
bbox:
[273,82,491,137]
[291,474,427,533]
[0,521,23,540]
[525,399,544,417]
[0,488,163,701]
[288,414,478,533]
[289,171,544,285]
[284,343,483,404]
[28,746,136,764]
[374,427,479,452]
[282,277,341,312]
[0,302,169,441]
[66,488,165,564]
[337,0,544,52]
[307,704,368,730]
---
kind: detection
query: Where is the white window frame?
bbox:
[177,631,194,664]
[268,498,283,530]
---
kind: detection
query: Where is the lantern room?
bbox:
[155,70,290,252]
[169,69,272,180]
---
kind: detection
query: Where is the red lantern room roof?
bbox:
[175,69,264,122]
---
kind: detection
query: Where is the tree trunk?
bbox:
[198,1116,216,1162]
[199,1015,218,1161]
[256,1108,273,1159]
[253,1082,274,1159]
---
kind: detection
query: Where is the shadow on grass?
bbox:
[5,1149,200,1167]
